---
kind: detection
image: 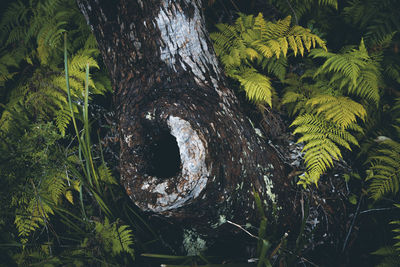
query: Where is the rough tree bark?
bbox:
[77,0,350,256]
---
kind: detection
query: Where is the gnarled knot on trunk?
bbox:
[127,114,209,213]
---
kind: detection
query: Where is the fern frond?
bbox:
[212,13,326,63]
[385,62,400,84]
[341,58,381,105]
[267,0,338,22]
[367,139,400,200]
[0,52,21,86]
[311,40,381,104]
[372,245,400,266]
[0,0,107,135]
[282,91,306,105]
[281,72,325,116]
[98,164,117,184]
[391,204,400,252]
[254,14,326,58]
[13,169,75,245]
[211,13,325,106]
[55,108,72,136]
[44,173,68,204]
[14,213,40,245]
[292,114,359,186]
[0,1,30,41]
[228,67,273,106]
[306,95,367,128]
[343,0,400,46]
[15,193,54,246]
[70,51,99,71]
[311,47,368,86]
[94,218,135,258]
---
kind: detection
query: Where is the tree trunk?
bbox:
[77,0,351,257]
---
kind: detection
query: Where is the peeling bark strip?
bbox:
[77,0,290,226]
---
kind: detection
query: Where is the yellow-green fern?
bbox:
[14,169,79,246]
[292,113,361,187]
[93,218,135,259]
[0,0,108,136]
[228,67,273,106]
[367,139,400,200]
[391,204,400,252]
[211,13,326,106]
[310,40,381,104]
[282,72,327,115]
[98,163,118,185]
[306,95,367,128]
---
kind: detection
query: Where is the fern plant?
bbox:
[92,218,135,259]
[281,72,324,116]
[343,0,400,46]
[371,205,400,267]
[365,97,400,200]
[307,95,366,128]
[0,50,23,87]
[390,204,400,252]
[0,122,78,246]
[310,39,381,105]
[267,0,338,23]
[283,78,367,186]
[13,174,72,246]
[0,0,113,255]
[282,39,383,186]
[0,50,103,136]
[367,138,400,200]
[211,13,326,106]
[291,112,363,186]
[0,0,109,136]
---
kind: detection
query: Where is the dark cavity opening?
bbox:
[146,129,181,179]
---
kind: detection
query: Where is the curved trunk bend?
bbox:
[78,0,288,226]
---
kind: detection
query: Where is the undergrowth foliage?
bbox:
[286,40,378,186]
[0,1,135,265]
[310,40,381,105]
[343,0,400,47]
[211,13,326,107]
[211,2,400,264]
[267,0,338,23]
[0,0,110,136]
[367,138,400,200]
[0,0,400,265]
[212,14,373,187]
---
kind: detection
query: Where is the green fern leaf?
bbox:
[268,0,338,21]
[292,114,360,186]
[211,13,325,106]
[306,95,367,128]
[368,139,400,200]
[98,164,117,184]
[228,67,273,106]
[311,40,381,104]
[55,108,72,136]
[311,48,368,86]
[94,218,135,258]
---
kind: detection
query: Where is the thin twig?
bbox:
[285,0,299,25]
[359,207,396,215]
[342,194,363,253]
[226,220,259,240]
[283,249,320,267]
[229,0,240,12]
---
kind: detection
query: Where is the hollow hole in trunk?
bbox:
[146,129,181,179]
